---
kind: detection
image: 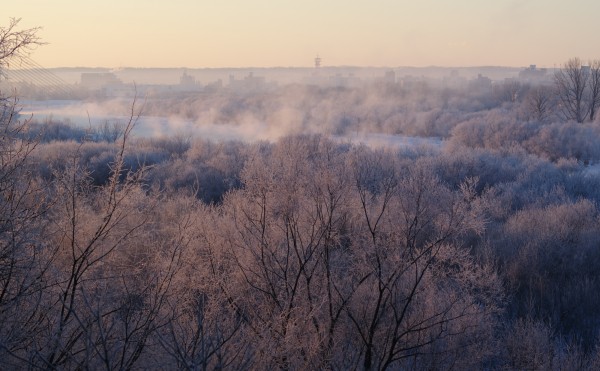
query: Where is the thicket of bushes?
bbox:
[3,76,600,368]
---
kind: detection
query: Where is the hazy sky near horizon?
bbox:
[5,0,599,69]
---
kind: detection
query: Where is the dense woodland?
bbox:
[5,18,600,371]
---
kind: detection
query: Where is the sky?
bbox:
[5,0,600,69]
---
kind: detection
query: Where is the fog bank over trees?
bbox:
[15,61,600,162]
[6,19,600,370]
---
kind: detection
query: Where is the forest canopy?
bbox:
[3,19,600,370]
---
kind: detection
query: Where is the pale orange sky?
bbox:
[5,0,599,68]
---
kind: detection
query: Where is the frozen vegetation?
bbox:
[5,21,600,370]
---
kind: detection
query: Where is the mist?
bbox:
[8,60,600,369]
[11,65,541,146]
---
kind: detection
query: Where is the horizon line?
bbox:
[12,64,551,71]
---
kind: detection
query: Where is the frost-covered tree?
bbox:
[554,57,600,123]
[0,17,43,72]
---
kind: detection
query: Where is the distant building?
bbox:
[443,70,467,89]
[400,75,428,90]
[469,74,492,92]
[180,70,196,86]
[518,65,548,83]
[582,65,591,75]
[383,70,396,84]
[176,70,202,93]
[204,79,223,93]
[80,73,122,89]
[373,70,397,87]
[228,72,267,92]
[328,73,362,88]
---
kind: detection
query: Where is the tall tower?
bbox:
[314,55,322,69]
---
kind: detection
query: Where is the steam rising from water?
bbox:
[19,99,443,147]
